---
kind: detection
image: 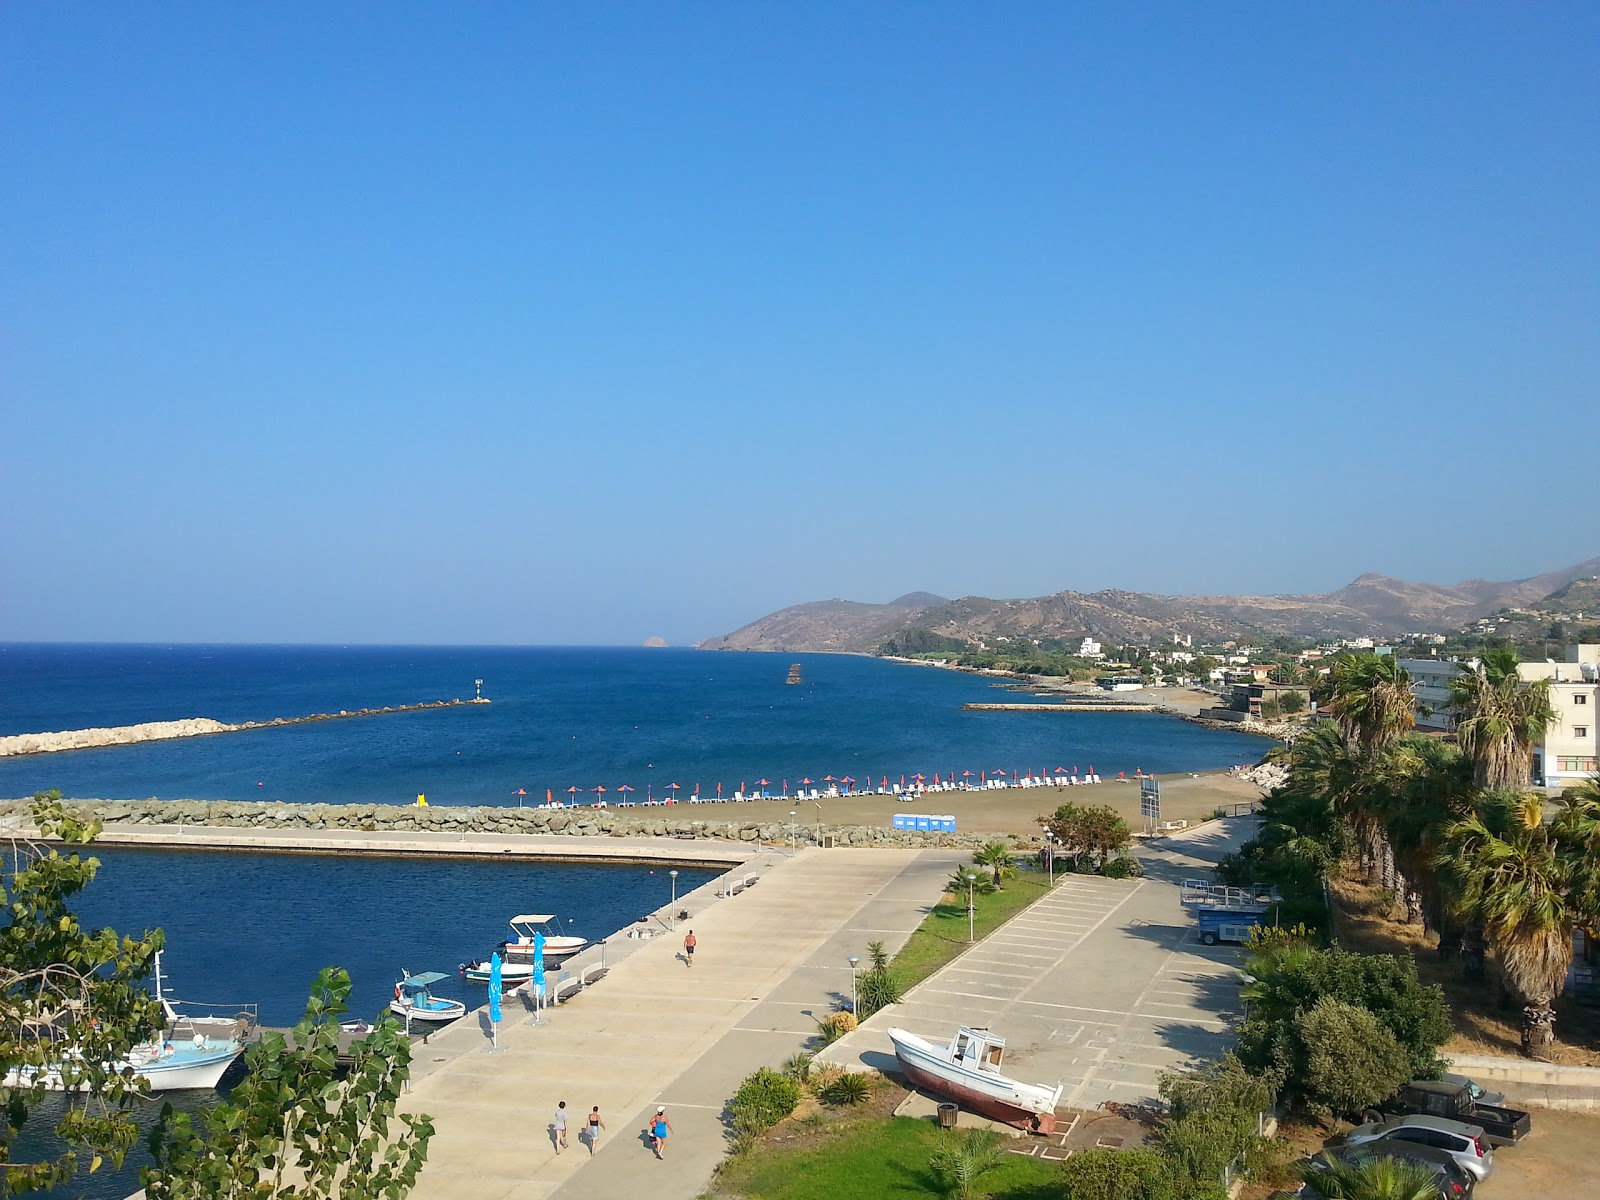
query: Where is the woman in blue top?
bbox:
[650,1107,672,1159]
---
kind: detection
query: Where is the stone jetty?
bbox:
[962,701,1156,713]
[0,698,488,758]
[0,796,1022,851]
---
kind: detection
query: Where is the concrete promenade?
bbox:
[818,818,1260,1113]
[399,845,964,1200]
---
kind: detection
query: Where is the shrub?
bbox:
[730,1067,801,1133]
[817,1072,871,1106]
[1058,1148,1184,1200]
[1102,854,1142,879]
[809,1064,845,1093]
[1295,997,1411,1119]
[1039,803,1131,872]
[1158,1054,1277,1190]
[780,1051,813,1083]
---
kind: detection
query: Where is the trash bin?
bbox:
[937,1103,958,1129]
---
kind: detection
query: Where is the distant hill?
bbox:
[1530,574,1600,618]
[697,558,1600,652]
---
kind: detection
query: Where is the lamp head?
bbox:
[848,956,859,967]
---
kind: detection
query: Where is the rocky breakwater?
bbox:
[0,797,1025,851]
[0,699,487,759]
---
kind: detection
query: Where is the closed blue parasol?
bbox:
[488,952,502,1023]
[533,930,547,1002]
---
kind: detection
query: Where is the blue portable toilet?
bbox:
[940,815,957,832]
[915,814,933,832]
[892,814,909,830]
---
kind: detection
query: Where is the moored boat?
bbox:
[461,915,585,983]
[888,1026,1063,1134]
[390,971,466,1023]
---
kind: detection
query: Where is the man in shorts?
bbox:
[650,1106,672,1158]
[553,1100,568,1153]
[683,929,696,968]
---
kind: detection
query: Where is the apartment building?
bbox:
[1519,645,1599,787]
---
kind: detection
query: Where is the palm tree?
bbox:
[971,842,1016,890]
[1299,1155,1444,1200]
[1379,737,1472,935]
[1443,795,1588,1057]
[1326,654,1416,756]
[1450,647,1557,791]
[928,1127,1008,1200]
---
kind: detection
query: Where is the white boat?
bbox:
[461,915,585,984]
[888,1026,1063,1134]
[389,971,466,1023]
[6,953,256,1093]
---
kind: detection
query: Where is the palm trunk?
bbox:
[1404,888,1424,926]
[1462,923,1488,984]
[1521,999,1557,1059]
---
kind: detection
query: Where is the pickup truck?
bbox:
[1365,1079,1532,1147]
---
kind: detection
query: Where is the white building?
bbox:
[1078,637,1103,659]
[1401,646,1599,787]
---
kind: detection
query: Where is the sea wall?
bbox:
[0,699,488,758]
[0,797,1024,850]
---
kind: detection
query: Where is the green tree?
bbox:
[1326,654,1415,756]
[1157,1054,1277,1190]
[1039,803,1131,873]
[970,842,1016,890]
[1,792,166,1197]
[854,939,903,1020]
[1441,794,1593,1056]
[927,1127,1008,1200]
[1450,648,1557,791]
[143,968,433,1200]
[1296,998,1411,1120]
[1059,1147,1187,1200]
[1299,1155,1443,1200]
[1279,690,1307,715]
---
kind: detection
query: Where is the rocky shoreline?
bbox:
[0,698,488,759]
[0,796,1025,850]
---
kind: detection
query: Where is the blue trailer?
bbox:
[1179,880,1281,946]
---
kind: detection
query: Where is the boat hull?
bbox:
[389,998,465,1022]
[7,1046,243,1093]
[890,1030,1060,1135]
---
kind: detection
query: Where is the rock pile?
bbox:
[0,797,1022,850]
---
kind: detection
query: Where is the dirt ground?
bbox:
[685,770,1265,838]
[1476,1108,1600,1197]
[1330,877,1600,1066]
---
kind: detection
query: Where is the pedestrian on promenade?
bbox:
[683,929,696,968]
[649,1107,672,1159]
[586,1106,605,1154]
[553,1100,568,1153]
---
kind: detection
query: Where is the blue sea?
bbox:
[0,644,1269,805]
[2,644,1267,1197]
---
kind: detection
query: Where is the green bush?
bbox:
[779,1051,813,1083]
[818,1072,871,1106]
[1295,997,1411,1119]
[1158,1054,1276,1190]
[731,1067,801,1133]
[1101,854,1142,879]
[1058,1148,1186,1200]
[928,1127,1008,1200]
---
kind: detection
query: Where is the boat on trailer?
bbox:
[390,971,465,1023]
[889,1026,1063,1134]
[461,915,586,984]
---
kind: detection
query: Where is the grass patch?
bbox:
[707,1114,1060,1200]
[890,872,1054,990]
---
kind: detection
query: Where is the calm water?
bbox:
[0,645,1270,805]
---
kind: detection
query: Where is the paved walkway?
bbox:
[818,818,1260,1112]
[401,846,963,1200]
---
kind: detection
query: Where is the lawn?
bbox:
[706,1112,1061,1200]
[890,871,1056,990]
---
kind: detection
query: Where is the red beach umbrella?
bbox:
[565,786,581,805]
[515,788,527,807]
[933,774,940,785]
[800,777,813,785]
[716,782,722,795]
[913,773,925,781]
[757,779,770,786]
[823,774,835,782]
[618,784,635,802]
[880,776,888,788]
[900,775,906,787]
[546,789,553,804]
[961,770,972,778]
[841,775,855,783]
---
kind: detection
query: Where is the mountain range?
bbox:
[698,558,1600,653]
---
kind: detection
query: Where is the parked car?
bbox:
[1343,1114,1494,1181]
[1439,1072,1505,1108]
[1302,1140,1476,1198]
[1366,1078,1532,1146]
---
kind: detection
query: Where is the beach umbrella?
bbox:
[900,774,906,787]
[933,774,940,785]
[913,773,925,782]
[757,778,770,786]
[962,770,972,779]
[565,785,581,805]
[488,952,502,1043]
[618,784,635,804]
[667,782,681,802]
[593,785,607,807]
[880,776,888,788]
[782,779,788,794]
[823,775,835,783]
[716,782,722,796]
[800,777,813,786]
[546,788,553,804]
[515,788,527,807]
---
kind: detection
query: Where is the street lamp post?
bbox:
[789,810,797,847]
[965,872,977,943]
[1044,831,1055,887]
[847,955,860,1014]
[669,869,679,926]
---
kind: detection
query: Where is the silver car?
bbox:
[1343,1114,1494,1181]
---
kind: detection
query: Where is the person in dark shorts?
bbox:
[683,929,696,968]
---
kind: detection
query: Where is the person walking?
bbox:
[553,1100,568,1153]
[683,929,696,969]
[586,1106,605,1155]
[649,1106,672,1159]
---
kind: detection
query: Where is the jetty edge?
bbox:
[0,697,489,759]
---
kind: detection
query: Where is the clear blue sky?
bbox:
[3,4,1596,645]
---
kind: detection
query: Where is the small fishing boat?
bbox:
[786,663,802,685]
[888,1026,1063,1134]
[5,952,256,1093]
[390,971,465,1023]
[461,915,586,983]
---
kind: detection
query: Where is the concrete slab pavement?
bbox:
[400,845,965,1200]
[817,817,1262,1115]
